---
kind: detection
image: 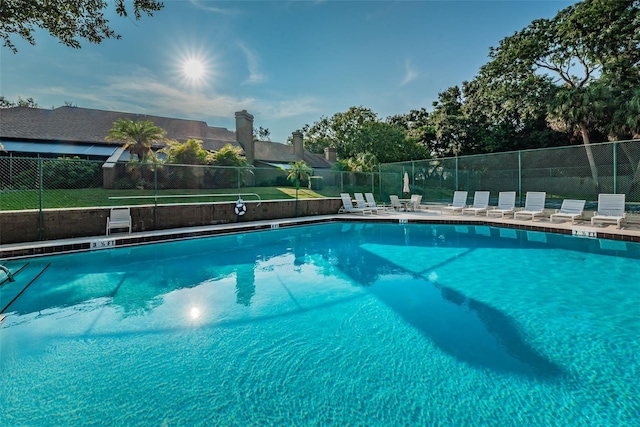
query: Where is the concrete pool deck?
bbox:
[1,206,640,260]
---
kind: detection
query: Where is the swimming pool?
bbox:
[1,223,639,426]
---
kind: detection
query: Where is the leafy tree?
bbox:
[209,143,249,188]
[301,106,379,158]
[428,86,482,157]
[481,0,640,193]
[462,70,569,153]
[330,159,351,171]
[360,121,428,163]
[106,118,167,162]
[348,153,378,172]
[300,106,427,164]
[1,0,164,53]
[253,126,271,141]
[387,108,437,154]
[161,138,212,189]
[0,96,39,108]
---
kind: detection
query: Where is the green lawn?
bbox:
[0,186,344,210]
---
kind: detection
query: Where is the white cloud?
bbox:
[237,42,267,84]
[401,58,418,86]
[188,0,238,15]
[38,67,319,126]
[255,97,322,119]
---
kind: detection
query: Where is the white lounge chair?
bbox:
[364,193,390,213]
[462,191,490,216]
[514,192,546,221]
[406,194,422,211]
[354,193,383,214]
[389,195,404,211]
[550,199,586,224]
[591,194,626,229]
[486,191,517,218]
[441,191,468,215]
[106,207,132,235]
[338,193,373,215]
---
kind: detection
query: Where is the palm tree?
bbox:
[106,118,166,162]
[209,144,247,167]
[287,161,313,213]
[287,161,312,190]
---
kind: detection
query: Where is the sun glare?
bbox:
[190,306,201,320]
[183,59,205,80]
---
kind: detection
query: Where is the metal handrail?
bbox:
[108,193,262,207]
[0,265,15,282]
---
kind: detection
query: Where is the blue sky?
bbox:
[1,0,574,142]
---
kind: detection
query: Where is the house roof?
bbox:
[0,106,237,151]
[0,106,333,167]
[255,140,332,168]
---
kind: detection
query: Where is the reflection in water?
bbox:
[328,224,565,379]
[190,306,201,319]
[235,265,256,306]
[437,285,562,378]
[3,222,597,379]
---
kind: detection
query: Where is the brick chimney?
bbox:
[235,110,254,165]
[324,147,337,163]
[292,130,304,158]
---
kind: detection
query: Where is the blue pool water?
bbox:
[1,223,639,426]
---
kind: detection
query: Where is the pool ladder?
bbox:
[0,265,15,282]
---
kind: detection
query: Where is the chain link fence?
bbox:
[0,157,383,211]
[380,140,640,211]
[2,140,638,213]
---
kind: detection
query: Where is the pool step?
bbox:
[0,262,51,319]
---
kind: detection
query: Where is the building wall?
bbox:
[0,199,342,245]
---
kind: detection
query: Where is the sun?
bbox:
[183,59,205,80]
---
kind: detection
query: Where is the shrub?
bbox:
[43,157,101,189]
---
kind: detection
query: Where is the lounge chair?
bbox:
[106,207,132,235]
[462,191,490,216]
[338,193,373,215]
[550,199,586,224]
[364,193,390,213]
[389,195,404,211]
[355,193,383,214]
[591,194,626,229]
[441,191,468,215]
[406,194,422,211]
[514,192,546,221]
[486,191,517,218]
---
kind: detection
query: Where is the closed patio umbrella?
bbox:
[403,171,410,194]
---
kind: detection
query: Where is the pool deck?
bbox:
[1,206,640,260]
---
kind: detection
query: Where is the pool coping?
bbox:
[1,209,640,260]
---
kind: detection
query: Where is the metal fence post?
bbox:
[371,170,374,194]
[455,157,459,191]
[411,160,415,194]
[38,157,43,240]
[518,150,523,206]
[154,163,158,229]
[613,142,617,194]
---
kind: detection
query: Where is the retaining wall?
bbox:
[0,198,342,245]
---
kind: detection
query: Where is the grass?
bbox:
[0,186,345,211]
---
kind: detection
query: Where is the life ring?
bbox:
[234,198,247,216]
